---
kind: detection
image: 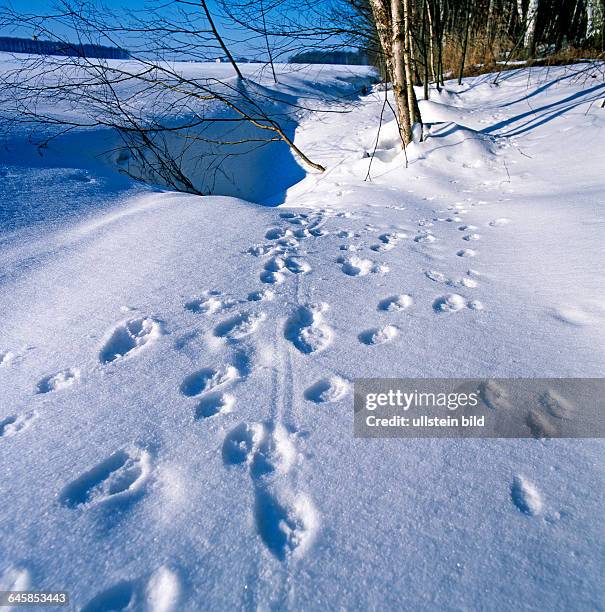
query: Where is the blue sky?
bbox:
[1,0,261,57]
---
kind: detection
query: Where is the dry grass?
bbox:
[436,37,604,81]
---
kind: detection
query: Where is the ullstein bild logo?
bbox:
[353,378,605,438]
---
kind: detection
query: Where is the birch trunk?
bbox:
[369,0,395,80]
[524,0,539,55]
[402,0,421,127]
[391,0,413,143]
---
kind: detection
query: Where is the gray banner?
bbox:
[354,378,605,438]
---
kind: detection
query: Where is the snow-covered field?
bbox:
[0,57,604,610]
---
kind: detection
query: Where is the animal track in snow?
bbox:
[370,242,395,252]
[339,256,388,277]
[264,256,285,272]
[100,317,163,364]
[254,490,318,561]
[0,350,16,366]
[265,227,290,240]
[284,256,311,274]
[82,566,180,612]
[433,294,482,313]
[479,380,511,410]
[260,270,285,285]
[247,244,273,257]
[425,270,478,288]
[414,232,436,243]
[0,411,38,439]
[378,294,413,312]
[180,365,239,397]
[462,233,481,241]
[456,248,477,257]
[185,292,236,315]
[248,288,275,302]
[214,312,266,340]
[222,422,318,560]
[489,218,511,227]
[371,232,404,252]
[37,368,80,394]
[458,224,478,231]
[526,410,559,438]
[511,476,543,516]
[195,392,235,419]
[539,389,574,419]
[425,270,448,283]
[60,447,152,508]
[304,376,350,403]
[222,422,264,465]
[284,304,333,354]
[359,325,399,346]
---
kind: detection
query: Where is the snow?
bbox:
[0,58,604,610]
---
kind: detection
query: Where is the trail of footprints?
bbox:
[222,421,318,560]
[0,202,530,588]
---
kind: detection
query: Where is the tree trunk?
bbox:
[524,0,539,55]
[458,1,471,85]
[369,0,395,81]
[402,0,421,126]
[391,0,413,143]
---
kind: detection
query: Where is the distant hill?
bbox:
[289,50,370,65]
[0,36,129,60]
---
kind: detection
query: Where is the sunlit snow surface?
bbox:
[0,58,604,610]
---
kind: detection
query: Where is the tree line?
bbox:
[0,0,602,191]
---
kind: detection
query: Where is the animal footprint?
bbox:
[304,376,350,403]
[223,422,318,560]
[82,566,180,612]
[222,422,264,465]
[100,317,163,364]
[511,476,542,516]
[414,232,436,243]
[260,270,285,285]
[37,368,80,394]
[264,256,285,272]
[195,393,235,419]
[0,350,17,366]
[539,389,574,419]
[0,411,38,439]
[254,489,318,561]
[426,270,479,289]
[284,256,311,274]
[285,304,333,354]
[60,447,152,508]
[456,248,477,257]
[248,289,275,302]
[479,380,511,410]
[370,232,403,252]
[214,312,266,340]
[265,227,289,240]
[378,295,413,312]
[489,218,511,227]
[180,365,239,397]
[185,292,236,315]
[358,325,399,345]
[339,256,387,276]
[433,294,483,312]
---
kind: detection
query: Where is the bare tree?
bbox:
[0,0,327,198]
